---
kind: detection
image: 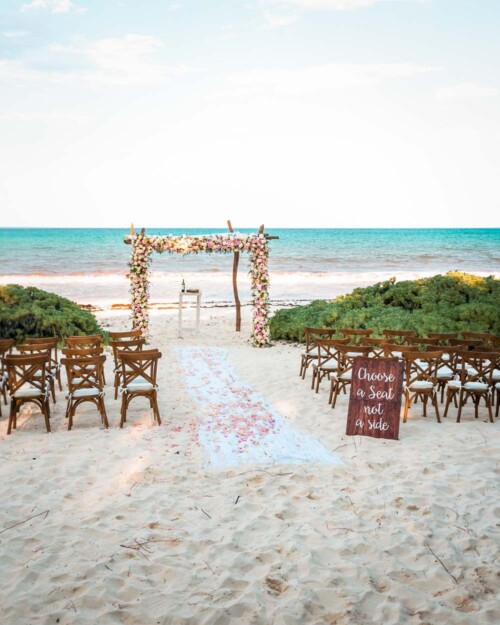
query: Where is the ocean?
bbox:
[0,228,499,307]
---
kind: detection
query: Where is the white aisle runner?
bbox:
[176,347,343,468]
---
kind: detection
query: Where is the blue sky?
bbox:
[1,0,499,227]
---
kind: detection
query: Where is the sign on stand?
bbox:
[346,357,404,440]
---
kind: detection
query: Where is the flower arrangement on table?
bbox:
[126,233,271,347]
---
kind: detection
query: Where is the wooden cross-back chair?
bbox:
[61,347,104,359]
[427,332,458,345]
[0,339,15,416]
[61,355,109,430]
[118,350,162,428]
[435,346,467,404]
[311,338,349,393]
[16,343,58,403]
[25,337,63,392]
[461,332,494,345]
[300,327,336,379]
[402,351,442,423]
[65,335,103,349]
[383,344,416,359]
[4,354,51,434]
[449,338,483,349]
[406,337,440,349]
[110,338,145,399]
[339,328,372,344]
[443,351,498,423]
[109,329,142,342]
[330,345,371,408]
[360,337,388,358]
[382,329,415,344]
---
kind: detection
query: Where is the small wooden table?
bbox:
[178,290,201,336]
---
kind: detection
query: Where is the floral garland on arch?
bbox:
[126,232,271,347]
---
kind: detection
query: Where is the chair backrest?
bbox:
[383,344,416,358]
[360,337,388,357]
[450,338,483,349]
[403,351,442,386]
[65,335,103,349]
[314,338,349,368]
[406,337,440,348]
[427,332,458,344]
[461,332,492,342]
[110,338,145,370]
[61,347,104,359]
[382,329,415,344]
[335,345,371,376]
[4,354,49,396]
[0,339,15,374]
[339,329,373,344]
[458,351,499,385]
[25,336,60,368]
[61,355,106,393]
[303,327,336,354]
[109,329,142,341]
[119,349,162,389]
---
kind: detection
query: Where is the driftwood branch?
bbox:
[1,509,50,534]
[425,542,458,584]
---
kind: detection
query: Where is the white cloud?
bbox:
[223,62,440,96]
[263,12,300,28]
[435,82,499,101]
[21,0,80,14]
[3,31,29,38]
[0,34,194,87]
[260,0,429,11]
[0,110,91,122]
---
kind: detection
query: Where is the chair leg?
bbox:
[496,389,499,418]
[457,389,465,423]
[423,395,427,417]
[119,394,127,428]
[56,369,63,392]
[486,395,493,423]
[7,400,16,435]
[328,379,335,405]
[433,393,441,423]
[443,390,453,418]
[403,390,411,423]
[311,368,316,391]
[99,397,109,429]
[151,392,161,425]
[43,399,51,433]
[332,382,342,409]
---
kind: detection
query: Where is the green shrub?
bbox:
[270,272,500,342]
[0,284,107,344]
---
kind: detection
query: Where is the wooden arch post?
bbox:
[227,220,241,332]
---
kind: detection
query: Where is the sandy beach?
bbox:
[1,306,498,625]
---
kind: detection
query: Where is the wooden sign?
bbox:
[346,357,404,440]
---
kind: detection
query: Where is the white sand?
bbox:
[0,307,499,625]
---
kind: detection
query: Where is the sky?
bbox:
[0,0,499,228]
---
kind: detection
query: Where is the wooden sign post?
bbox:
[346,357,404,440]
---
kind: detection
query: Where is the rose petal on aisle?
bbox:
[175,347,343,468]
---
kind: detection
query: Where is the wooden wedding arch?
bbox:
[124,223,278,347]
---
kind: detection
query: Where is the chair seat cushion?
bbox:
[123,376,155,392]
[437,366,454,379]
[319,358,338,370]
[447,380,461,389]
[463,381,489,391]
[72,388,101,398]
[13,387,44,399]
[408,381,434,390]
[492,369,500,381]
[339,370,352,381]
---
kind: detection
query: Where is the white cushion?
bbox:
[123,376,154,392]
[437,367,454,379]
[409,381,434,390]
[319,358,338,370]
[13,387,44,398]
[339,370,352,381]
[492,369,500,381]
[447,380,461,389]
[442,353,450,361]
[463,382,488,391]
[465,366,479,376]
[72,388,101,398]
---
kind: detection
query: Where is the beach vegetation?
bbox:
[0,284,106,343]
[270,272,500,341]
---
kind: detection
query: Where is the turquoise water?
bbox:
[0,228,498,304]
[1,228,499,274]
